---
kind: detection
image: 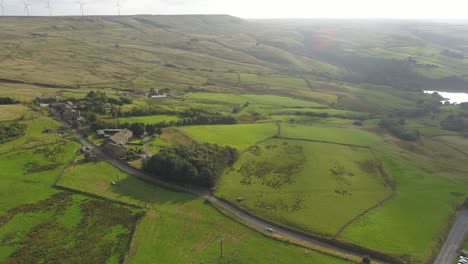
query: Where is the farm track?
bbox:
[52,111,396,264]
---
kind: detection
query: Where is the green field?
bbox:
[179,123,278,149]
[0,193,138,263]
[0,105,31,122]
[57,157,350,264]
[118,114,181,124]
[216,138,392,237]
[339,144,468,263]
[280,124,381,146]
[0,142,78,213]
[240,74,310,90]
[0,116,66,154]
[0,141,139,263]
[185,92,324,108]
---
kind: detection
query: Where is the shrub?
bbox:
[0,97,20,104]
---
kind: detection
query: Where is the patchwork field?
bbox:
[339,144,468,263]
[185,92,325,108]
[240,74,310,90]
[0,105,31,122]
[280,124,381,146]
[0,193,139,263]
[179,123,278,149]
[216,138,393,237]
[0,141,139,263]
[118,114,181,124]
[57,157,350,264]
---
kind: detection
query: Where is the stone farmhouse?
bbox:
[101,129,133,158]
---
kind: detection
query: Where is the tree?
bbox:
[362,256,371,264]
[145,124,156,135]
[129,123,145,137]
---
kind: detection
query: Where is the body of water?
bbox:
[424,91,468,104]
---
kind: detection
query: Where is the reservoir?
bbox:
[424,91,468,104]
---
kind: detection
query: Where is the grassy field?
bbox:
[216,138,392,237]
[185,92,325,108]
[118,115,181,124]
[179,123,278,149]
[147,136,170,154]
[0,116,66,153]
[0,140,140,263]
[0,105,31,122]
[57,157,350,264]
[338,143,468,263]
[0,193,139,263]
[0,141,79,214]
[436,136,468,155]
[240,74,310,90]
[280,124,381,146]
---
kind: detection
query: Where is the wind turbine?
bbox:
[46,0,51,16]
[23,2,31,16]
[0,0,5,16]
[79,1,86,16]
[115,0,120,16]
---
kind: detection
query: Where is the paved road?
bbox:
[54,112,391,263]
[434,209,468,264]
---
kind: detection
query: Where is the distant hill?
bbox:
[1,16,468,92]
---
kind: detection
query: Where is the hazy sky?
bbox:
[1,0,468,19]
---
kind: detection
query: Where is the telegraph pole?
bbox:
[219,238,224,258]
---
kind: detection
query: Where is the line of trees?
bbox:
[143,143,238,188]
[379,119,420,141]
[0,97,20,105]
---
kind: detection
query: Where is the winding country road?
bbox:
[52,111,413,264]
[434,209,468,264]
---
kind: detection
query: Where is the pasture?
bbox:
[118,114,181,124]
[216,138,392,237]
[179,123,278,149]
[0,141,139,263]
[0,105,31,122]
[57,157,350,264]
[0,141,79,214]
[0,116,66,153]
[240,74,310,90]
[0,193,139,263]
[280,124,381,146]
[338,144,468,263]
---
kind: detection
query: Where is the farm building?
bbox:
[101,129,133,158]
[148,89,168,99]
[96,129,123,138]
[63,109,80,121]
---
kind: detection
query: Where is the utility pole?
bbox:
[219,238,224,258]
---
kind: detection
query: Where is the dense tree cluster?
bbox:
[441,49,465,59]
[85,91,108,114]
[0,97,20,105]
[440,114,468,131]
[379,119,420,141]
[0,121,27,143]
[143,143,238,187]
